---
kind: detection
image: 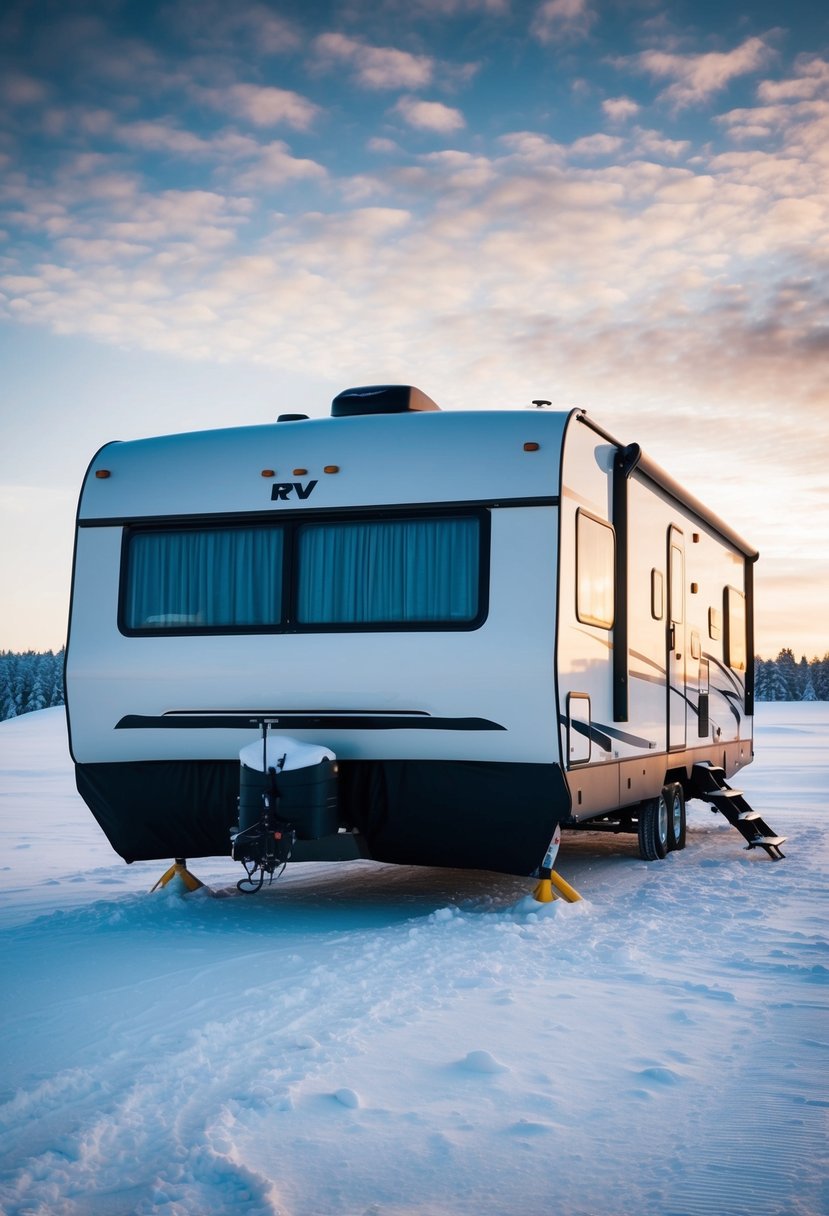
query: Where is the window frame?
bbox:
[575,508,616,630]
[723,584,747,672]
[118,507,491,637]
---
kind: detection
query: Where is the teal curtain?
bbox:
[296,517,478,624]
[126,527,283,628]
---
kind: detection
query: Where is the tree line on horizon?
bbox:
[0,646,828,723]
[0,650,65,721]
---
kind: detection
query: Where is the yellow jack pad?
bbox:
[150,859,204,894]
[532,870,583,904]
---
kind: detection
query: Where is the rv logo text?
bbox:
[271,480,318,502]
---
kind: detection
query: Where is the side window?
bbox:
[576,510,615,629]
[724,586,747,671]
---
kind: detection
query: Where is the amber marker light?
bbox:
[95,470,111,479]
[261,469,276,478]
[323,465,340,474]
[523,442,540,452]
[293,468,308,476]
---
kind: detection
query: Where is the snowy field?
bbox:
[0,706,827,1216]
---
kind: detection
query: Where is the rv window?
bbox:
[123,526,284,630]
[296,516,479,624]
[576,511,615,630]
[724,586,747,671]
[121,510,486,635]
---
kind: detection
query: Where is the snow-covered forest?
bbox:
[0,650,65,720]
[0,648,826,722]
[754,649,829,701]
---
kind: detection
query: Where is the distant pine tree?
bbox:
[774,648,799,699]
[764,662,791,702]
[754,657,770,702]
[801,675,818,702]
[811,655,829,701]
[49,650,65,707]
[796,656,812,700]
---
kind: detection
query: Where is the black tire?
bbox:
[666,783,686,851]
[638,792,669,860]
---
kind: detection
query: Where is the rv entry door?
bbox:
[667,526,686,750]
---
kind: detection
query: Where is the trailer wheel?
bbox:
[667,783,686,851]
[638,793,669,861]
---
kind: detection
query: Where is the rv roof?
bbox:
[77,408,573,523]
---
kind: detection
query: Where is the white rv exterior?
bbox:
[65,388,758,875]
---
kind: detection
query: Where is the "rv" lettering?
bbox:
[271,480,318,502]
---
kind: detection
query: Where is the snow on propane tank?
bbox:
[231,735,339,890]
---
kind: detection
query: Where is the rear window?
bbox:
[121,511,486,634]
[296,516,480,625]
[124,526,284,630]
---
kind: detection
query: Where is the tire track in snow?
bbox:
[0,892,565,1215]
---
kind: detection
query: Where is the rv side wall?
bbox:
[556,416,753,823]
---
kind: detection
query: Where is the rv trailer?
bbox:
[65,385,784,887]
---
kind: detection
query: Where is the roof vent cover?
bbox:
[331,384,440,417]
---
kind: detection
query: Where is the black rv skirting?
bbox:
[76,759,241,863]
[75,758,570,875]
[340,760,568,874]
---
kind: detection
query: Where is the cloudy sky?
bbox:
[1,0,827,658]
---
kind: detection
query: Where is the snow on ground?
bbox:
[0,705,827,1216]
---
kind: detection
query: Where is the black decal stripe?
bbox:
[79,496,559,528]
[670,683,741,728]
[116,713,506,732]
[704,651,744,695]
[560,714,656,751]
[713,686,742,726]
[561,717,613,752]
[593,721,656,749]
[629,668,668,688]
[629,649,666,677]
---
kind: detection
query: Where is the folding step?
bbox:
[692,762,785,861]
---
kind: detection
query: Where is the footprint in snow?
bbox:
[459,1050,509,1074]
[636,1066,682,1086]
[509,1118,554,1136]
